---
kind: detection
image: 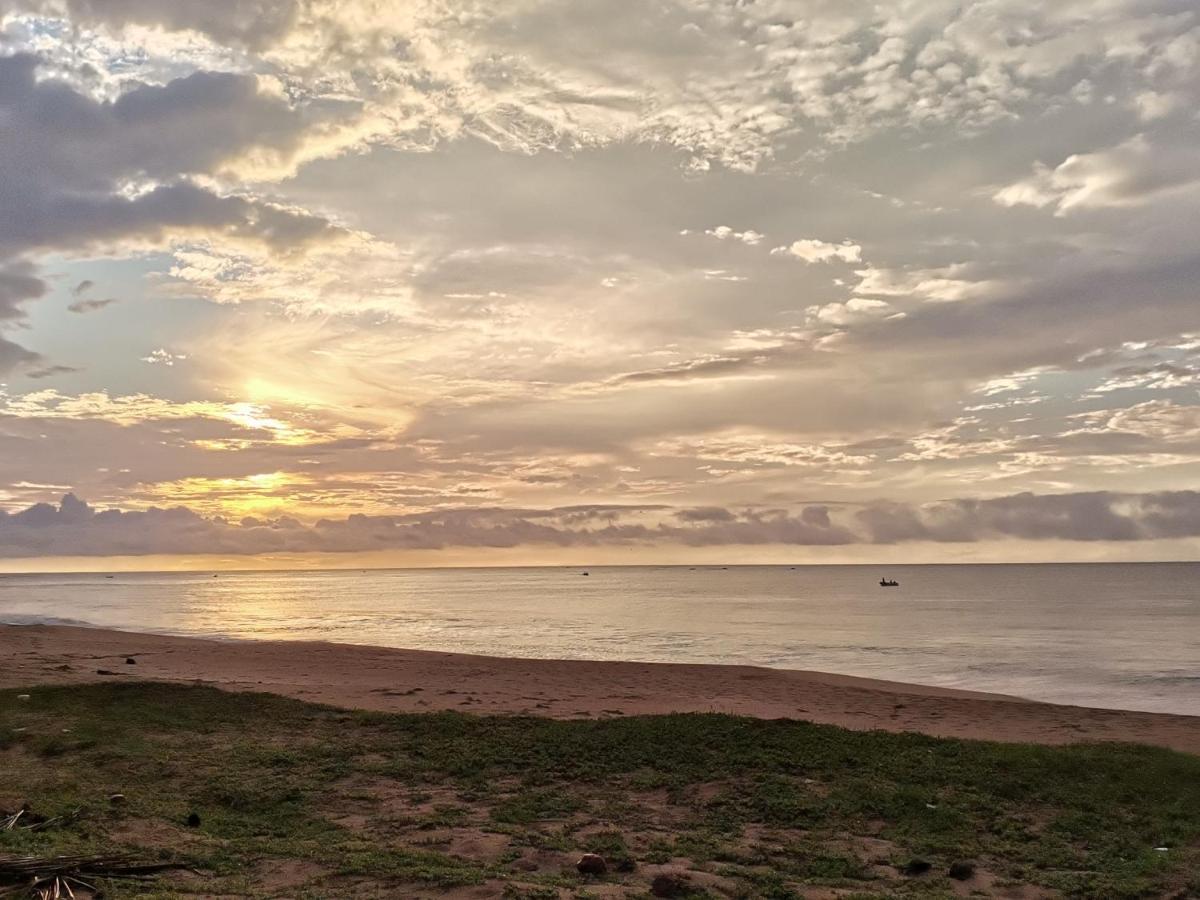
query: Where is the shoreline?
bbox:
[3,623,1200,754]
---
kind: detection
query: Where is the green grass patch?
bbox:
[0,682,1197,898]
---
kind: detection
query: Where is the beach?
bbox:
[6,623,1200,897]
[4,623,1199,755]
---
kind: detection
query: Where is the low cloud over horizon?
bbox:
[1,1,1198,563]
[3,490,1199,561]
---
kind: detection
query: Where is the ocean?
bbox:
[1,563,1197,715]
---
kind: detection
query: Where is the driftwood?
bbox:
[0,809,83,834]
[0,854,179,898]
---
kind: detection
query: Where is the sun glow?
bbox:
[141,472,314,517]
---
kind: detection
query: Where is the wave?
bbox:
[1,614,101,628]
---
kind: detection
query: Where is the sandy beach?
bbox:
[3,623,1199,755]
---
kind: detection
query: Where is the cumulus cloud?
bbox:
[3,489,1200,558]
[702,226,764,245]
[141,349,187,366]
[771,239,863,264]
[807,297,896,327]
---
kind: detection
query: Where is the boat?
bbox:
[879,578,899,587]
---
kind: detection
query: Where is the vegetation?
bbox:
[2,682,1198,898]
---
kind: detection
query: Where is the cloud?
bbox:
[21,0,1186,172]
[0,53,348,262]
[855,491,1200,543]
[0,51,351,371]
[67,297,119,314]
[702,226,764,245]
[2,2,1200,553]
[141,349,187,366]
[771,239,863,264]
[24,365,81,379]
[0,337,42,374]
[3,489,1200,558]
[1066,400,1200,443]
[807,297,896,327]
[994,135,1200,213]
[0,261,46,321]
[608,355,768,386]
[14,0,302,50]
[0,261,49,374]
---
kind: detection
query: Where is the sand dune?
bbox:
[3,624,1198,755]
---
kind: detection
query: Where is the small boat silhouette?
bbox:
[879,578,900,587]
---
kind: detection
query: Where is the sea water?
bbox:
[1,563,1197,715]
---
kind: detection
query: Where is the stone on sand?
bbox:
[576,853,607,875]
[651,871,692,897]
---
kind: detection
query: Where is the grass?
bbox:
[0,681,1197,897]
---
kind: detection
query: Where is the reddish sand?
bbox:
[3,624,1199,754]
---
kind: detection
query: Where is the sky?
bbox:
[1,0,1199,569]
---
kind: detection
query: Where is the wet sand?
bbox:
[3,624,1199,754]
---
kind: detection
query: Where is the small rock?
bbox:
[903,858,932,876]
[96,669,117,676]
[510,857,538,872]
[651,872,692,898]
[614,856,637,873]
[16,694,29,701]
[186,812,201,827]
[108,793,126,805]
[576,853,607,875]
[125,657,136,665]
[948,860,975,880]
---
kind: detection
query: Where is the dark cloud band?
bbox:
[2,490,1198,558]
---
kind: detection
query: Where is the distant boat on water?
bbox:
[879,578,899,587]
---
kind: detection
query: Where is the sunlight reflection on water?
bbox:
[1,563,1198,714]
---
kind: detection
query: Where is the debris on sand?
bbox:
[2,806,84,833]
[0,853,180,898]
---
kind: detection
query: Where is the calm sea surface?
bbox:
[1,564,1197,715]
